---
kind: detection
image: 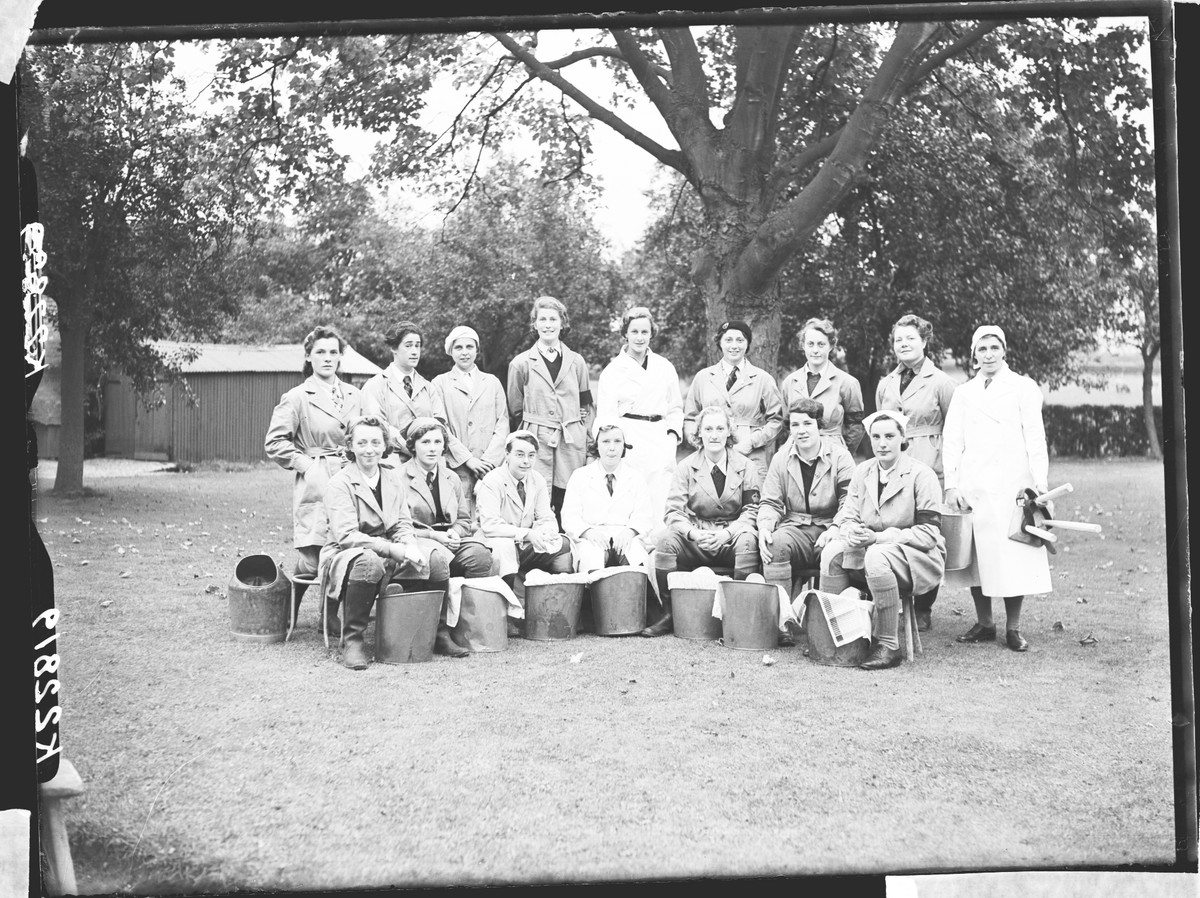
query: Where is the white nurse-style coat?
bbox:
[595,348,684,517]
[942,364,1052,597]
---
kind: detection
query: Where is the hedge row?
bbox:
[1043,404,1163,458]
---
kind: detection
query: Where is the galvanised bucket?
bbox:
[589,571,647,636]
[523,582,585,641]
[451,584,509,653]
[228,554,290,644]
[672,587,722,641]
[719,581,779,651]
[376,587,442,664]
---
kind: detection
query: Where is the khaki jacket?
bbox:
[780,362,865,453]
[476,466,558,539]
[432,367,510,468]
[401,458,475,536]
[683,360,783,476]
[874,357,957,483]
[360,364,468,461]
[263,376,363,547]
[757,437,856,532]
[664,449,761,536]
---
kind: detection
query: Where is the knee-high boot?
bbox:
[340,580,377,670]
[641,569,674,637]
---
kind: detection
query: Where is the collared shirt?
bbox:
[561,459,656,539]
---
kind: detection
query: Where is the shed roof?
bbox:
[152,340,382,376]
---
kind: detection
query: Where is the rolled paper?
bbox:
[1041,519,1103,533]
[1033,483,1074,505]
[1025,525,1057,542]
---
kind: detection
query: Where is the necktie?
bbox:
[725,366,738,391]
[517,479,527,505]
[899,366,915,394]
[403,375,413,397]
[605,473,614,496]
[427,470,444,521]
[330,385,343,413]
[984,375,993,389]
[711,466,726,497]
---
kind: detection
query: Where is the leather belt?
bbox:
[622,413,663,422]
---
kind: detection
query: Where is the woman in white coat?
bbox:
[595,306,684,519]
[875,313,957,632]
[943,325,1052,653]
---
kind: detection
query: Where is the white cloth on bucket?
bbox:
[521,569,593,586]
[445,575,524,627]
[711,573,793,630]
[799,587,873,646]
[577,547,662,605]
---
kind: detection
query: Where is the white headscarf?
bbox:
[862,409,909,437]
[444,325,480,356]
[970,324,1007,359]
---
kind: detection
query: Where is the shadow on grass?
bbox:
[70,822,243,896]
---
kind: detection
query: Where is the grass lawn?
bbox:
[36,456,1178,893]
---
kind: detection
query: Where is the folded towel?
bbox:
[446,575,524,626]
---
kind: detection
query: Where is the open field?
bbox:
[34,457,1178,893]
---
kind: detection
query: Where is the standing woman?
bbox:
[401,417,493,658]
[432,325,510,518]
[819,410,946,670]
[361,322,468,462]
[780,317,865,455]
[875,313,957,632]
[319,415,428,670]
[506,296,594,523]
[595,306,684,519]
[264,326,364,629]
[943,325,1051,653]
[682,319,784,483]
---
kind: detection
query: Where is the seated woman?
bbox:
[645,405,762,637]
[757,398,857,595]
[476,430,574,635]
[818,410,946,670]
[319,415,430,670]
[560,418,657,573]
[401,417,494,658]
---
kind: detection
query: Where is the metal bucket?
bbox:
[803,590,870,667]
[375,588,442,663]
[228,554,290,644]
[719,581,779,651]
[451,584,509,653]
[941,509,974,571]
[589,571,647,636]
[672,587,722,641]
[523,583,585,641]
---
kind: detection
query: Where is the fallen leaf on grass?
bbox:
[119,572,131,579]
[1052,621,1064,631]
[1097,560,1114,569]
[204,585,222,595]
[729,671,735,678]
[951,608,964,616]
[80,560,90,566]
[71,538,81,544]
[1076,597,1088,603]
[569,653,583,664]
[99,600,112,608]
[1079,632,1098,646]
[38,518,47,524]
[116,547,126,555]
[1123,636,1131,642]
[762,655,775,666]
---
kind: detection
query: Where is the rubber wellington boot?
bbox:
[340,580,377,670]
[641,571,674,637]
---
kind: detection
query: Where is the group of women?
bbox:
[266,300,1054,671]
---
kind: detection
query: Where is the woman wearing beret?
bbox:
[361,322,468,462]
[594,306,684,519]
[432,325,510,519]
[780,317,865,456]
[506,296,594,525]
[402,417,493,657]
[819,410,946,670]
[646,405,763,637]
[943,325,1052,653]
[264,325,364,631]
[682,319,784,483]
[318,415,430,670]
[874,313,957,632]
[757,398,856,596]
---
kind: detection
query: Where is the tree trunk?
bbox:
[1142,344,1161,460]
[53,312,86,494]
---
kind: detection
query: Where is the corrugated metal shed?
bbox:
[103,341,383,464]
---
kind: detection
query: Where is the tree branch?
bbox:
[490,31,686,173]
[540,45,671,85]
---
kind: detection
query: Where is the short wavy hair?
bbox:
[798,317,838,350]
[788,397,826,430]
[344,415,393,461]
[529,295,570,332]
[385,322,423,350]
[589,421,629,457]
[301,325,346,377]
[890,313,935,349]
[693,405,735,449]
[620,305,657,339]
